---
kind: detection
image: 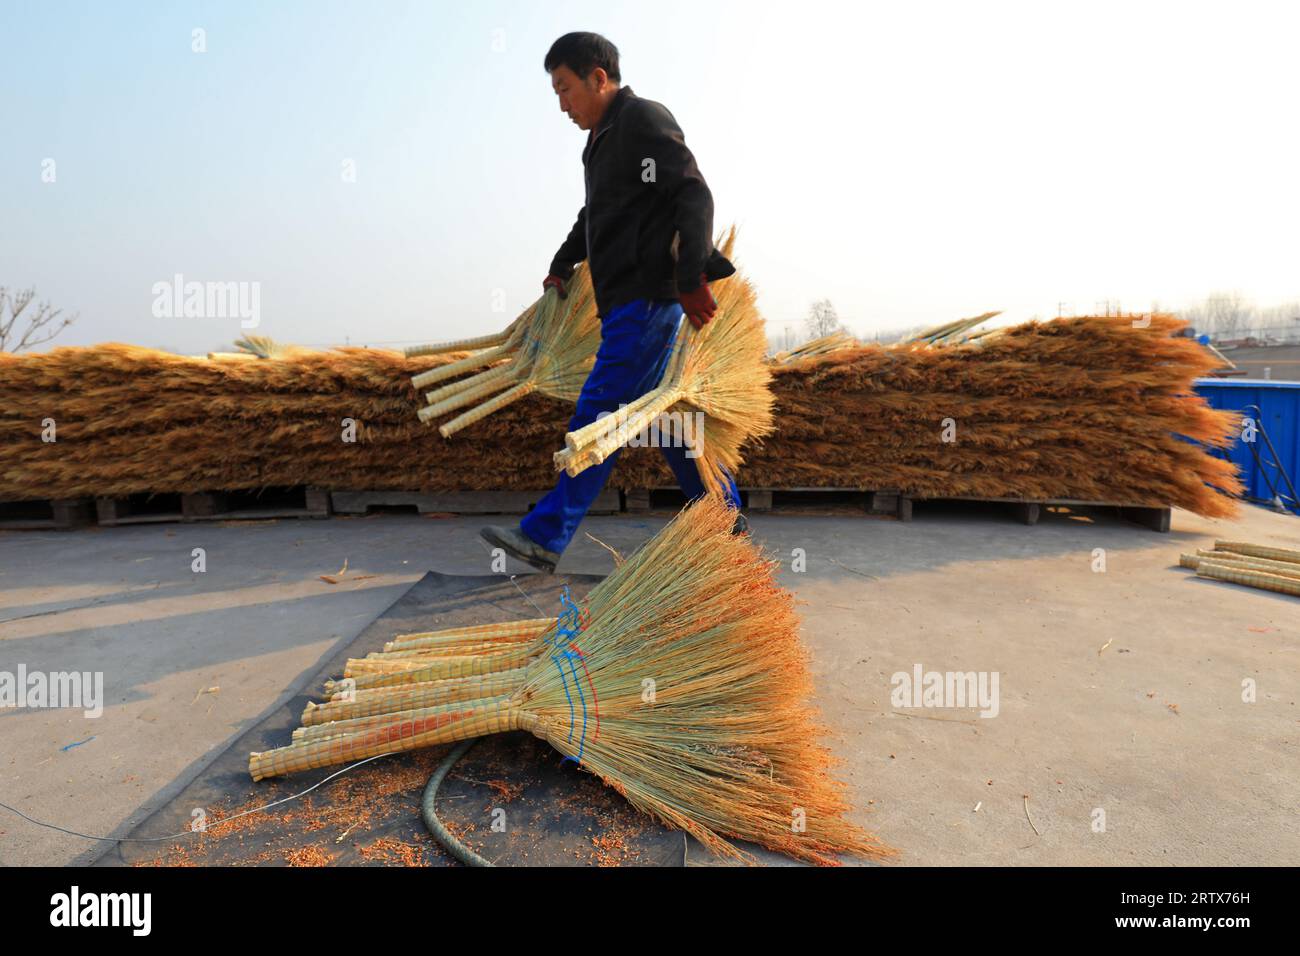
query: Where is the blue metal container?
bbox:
[1193,378,1300,512]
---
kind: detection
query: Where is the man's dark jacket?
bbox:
[549,85,734,317]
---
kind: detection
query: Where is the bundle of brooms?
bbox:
[770,330,859,365]
[249,496,892,865]
[553,229,776,497]
[407,262,600,437]
[1178,540,1300,598]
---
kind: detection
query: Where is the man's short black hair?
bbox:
[544,32,620,83]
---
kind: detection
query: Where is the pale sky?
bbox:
[3,0,1298,353]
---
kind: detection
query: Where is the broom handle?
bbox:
[1196,563,1300,597]
[385,618,552,648]
[346,641,535,677]
[1213,541,1300,564]
[304,669,530,725]
[563,447,605,478]
[423,361,518,405]
[564,386,667,453]
[293,694,515,743]
[1182,553,1300,580]
[588,388,685,465]
[324,669,526,705]
[330,642,537,692]
[404,331,509,358]
[417,370,521,423]
[367,639,539,660]
[249,697,524,781]
[411,344,513,390]
[1193,549,1300,577]
[403,312,529,358]
[437,381,536,438]
[563,317,691,452]
[554,444,602,477]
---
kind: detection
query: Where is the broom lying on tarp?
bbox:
[408,263,600,436]
[250,496,892,865]
[553,230,775,498]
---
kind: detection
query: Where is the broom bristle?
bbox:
[558,227,777,497]
[511,495,888,864]
[250,495,891,865]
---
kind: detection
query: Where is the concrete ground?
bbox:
[0,501,1296,867]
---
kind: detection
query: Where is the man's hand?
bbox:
[543,274,568,299]
[679,273,717,329]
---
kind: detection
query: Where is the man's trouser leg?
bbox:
[658,441,742,510]
[520,299,681,555]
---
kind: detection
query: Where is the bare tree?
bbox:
[1180,291,1254,339]
[0,287,78,352]
[804,298,841,340]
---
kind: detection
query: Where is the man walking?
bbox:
[480,32,745,573]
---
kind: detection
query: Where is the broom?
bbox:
[411,263,599,433]
[406,309,532,390]
[428,277,601,438]
[299,618,561,727]
[770,330,859,365]
[1180,551,1300,580]
[1212,541,1300,565]
[1195,562,1300,597]
[553,230,775,497]
[250,496,892,865]
[404,312,529,360]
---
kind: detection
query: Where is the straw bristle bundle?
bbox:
[249,496,891,865]
[558,228,777,497]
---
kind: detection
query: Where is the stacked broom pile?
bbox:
[0,314,1242,517]
[249,497,893,866]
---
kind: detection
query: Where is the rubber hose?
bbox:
[420,737,494,867]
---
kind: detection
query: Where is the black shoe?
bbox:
[731,512,749,536]
[479,525,560,573]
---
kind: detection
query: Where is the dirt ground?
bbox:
[1,500,1296,866]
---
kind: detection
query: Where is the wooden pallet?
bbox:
[625,487,904,516]
[181,487,331,522]
[330,489,620,517]
[0,498,95,531]
[94,487,331,525]
[913,495,1172,531]
[623,486,1171,531]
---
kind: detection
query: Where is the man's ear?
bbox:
[589,67,609,91]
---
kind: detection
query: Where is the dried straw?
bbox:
[250,496,892,865]
[0,314,1241,519]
